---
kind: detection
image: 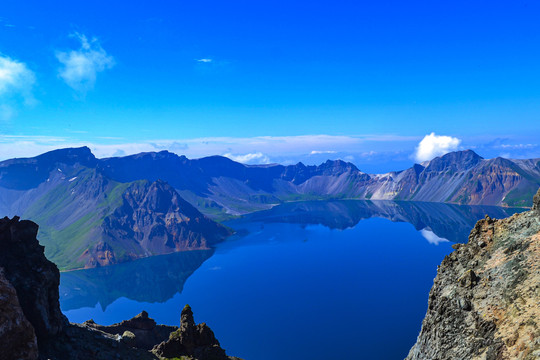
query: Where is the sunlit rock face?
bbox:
[406,189,540,360]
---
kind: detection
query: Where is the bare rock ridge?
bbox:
[0,216,238,360]
[406,188,540,360]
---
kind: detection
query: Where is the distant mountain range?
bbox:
[0,147,538,269]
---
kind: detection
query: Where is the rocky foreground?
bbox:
[406,189,540,360]
[0,216,239,360]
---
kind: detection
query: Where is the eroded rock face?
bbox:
[0,267,38,360]
[153,305,230,360]
[406,189,540,360]
[0,216,67,341]
[533,187,540,211]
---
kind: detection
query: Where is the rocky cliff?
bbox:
[0,268,38,360]
[0,216,238,360]
[406,188,540,360]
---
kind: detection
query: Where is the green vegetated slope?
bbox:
[0,148,231,270]
[22,169,131,269]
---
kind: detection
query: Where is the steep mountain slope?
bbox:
[406,189,540,360]
[0,148,231,270]
[98,148,540,217]
[0,147,538,268]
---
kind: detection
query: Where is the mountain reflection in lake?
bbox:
[60,201,525,360]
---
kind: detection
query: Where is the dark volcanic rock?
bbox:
[84,311,176,350]
[0,216,240,359]
[406,190,540,360]
[153,305,230,360]
[0,216,67,341]
[0,267,38,360]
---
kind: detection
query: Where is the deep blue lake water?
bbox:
[60,201,525,360]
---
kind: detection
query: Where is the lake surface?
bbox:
[60,201,525,360]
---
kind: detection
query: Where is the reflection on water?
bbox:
[60,201,524,311]
[231,200,525,243]
[59,201,526,360]
[60,249,213,311]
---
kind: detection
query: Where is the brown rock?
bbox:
[0,267,38,360]
[533,187,540,211]
[406,192,540,360]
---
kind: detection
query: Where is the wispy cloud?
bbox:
[196,58,212,63]
[310,150,337,155]
[414,133,461,162]
[56,33,115,93]
[0,134,421,162]
[0,54,36,119]
[222,152,270,164]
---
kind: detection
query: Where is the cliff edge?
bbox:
[0,216,239,360]
[406,188,540,360]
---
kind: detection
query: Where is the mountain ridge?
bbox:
[0,147,538,269]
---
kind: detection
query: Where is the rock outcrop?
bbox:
[406,188,540,360]
[0,216,239,360]
[0,268,38,360]
[153,305,231,360]
[0,216,67,341]
[84,311,175,350]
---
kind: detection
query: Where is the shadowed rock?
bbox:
[84,311,176,350]
[0,216,67,341]
[153,305,230,360]
[0,267,38,360]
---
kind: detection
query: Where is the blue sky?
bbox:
[0,1,539,172]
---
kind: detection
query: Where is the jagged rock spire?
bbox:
[533,187,540,211]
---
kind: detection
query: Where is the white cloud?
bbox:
[56,33,115,93]
[0,54,36,119]
[414,132,461,162]
[420,229,449,245]
[222,152,270,164]
[196,58,212,63]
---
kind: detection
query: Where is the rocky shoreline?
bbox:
[0,216,239,360]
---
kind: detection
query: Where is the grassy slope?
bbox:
[22,168,132,270]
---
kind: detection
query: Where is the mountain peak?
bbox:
[37,146,97,166]
[426,150,483,172]
[320,159,359,171]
